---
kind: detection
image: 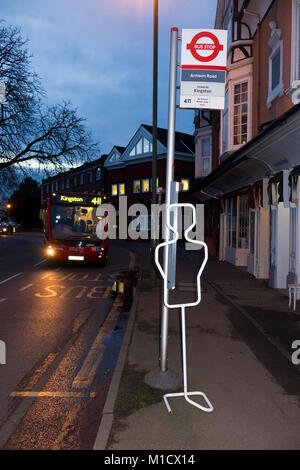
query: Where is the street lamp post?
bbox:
[150,0,158,278]
[145,25,181,391]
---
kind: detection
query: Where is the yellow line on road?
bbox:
[72,303,120,390]
[102,286,111,298]
[25,352,58,390]
[10,391,96,398]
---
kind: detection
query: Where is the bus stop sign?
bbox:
[187,31,224,63]
[180,28,227,110]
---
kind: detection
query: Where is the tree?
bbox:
[0,23,99,174]
[10,177,41,228]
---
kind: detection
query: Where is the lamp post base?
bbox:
[144,368,181,391]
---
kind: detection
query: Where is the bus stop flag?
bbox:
[180,28,228,110]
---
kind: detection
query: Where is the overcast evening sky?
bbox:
[1,0,218,157]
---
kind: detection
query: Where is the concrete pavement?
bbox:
[94,246,300,450]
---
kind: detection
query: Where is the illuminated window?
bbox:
[111,184,118,196]
[233,82,248,145]
[133,179,141,193]
[181,179,190,192]
[142,179,150,193]
[119,183,125,195]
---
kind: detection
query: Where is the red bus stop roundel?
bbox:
[186,31,224,63]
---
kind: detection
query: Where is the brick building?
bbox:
[42,124,196,235]
[192,0,300,289]
[104,124,195,211]
[41,153,109,204]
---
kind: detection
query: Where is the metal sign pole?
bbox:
[160,27,178,373]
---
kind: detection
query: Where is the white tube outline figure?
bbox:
[155,203,214,414]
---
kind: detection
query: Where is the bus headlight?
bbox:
[47,246,55,256]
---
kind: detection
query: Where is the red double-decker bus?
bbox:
[42,192,109,264]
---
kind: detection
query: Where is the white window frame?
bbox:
[267,24,283,108]
[291,0,300,85]
[225,195,249,250]
[129,137,153,157]
[201,137,211,175]
[232,81,249,147]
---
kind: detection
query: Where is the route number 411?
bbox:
[91,197,103,205]
[183,98,192,104]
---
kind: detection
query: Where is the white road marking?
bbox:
[33,259,46,267]
[19,284,34,292]
[0,272,23,285]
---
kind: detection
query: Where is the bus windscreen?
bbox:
[50,203,104,244]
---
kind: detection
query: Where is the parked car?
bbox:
[0,217,16,234]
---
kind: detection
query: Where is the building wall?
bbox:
[41,159,106,206]
[107,158,195,211]
[252,0,293,135]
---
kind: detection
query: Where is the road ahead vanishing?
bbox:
[0,233,136,449]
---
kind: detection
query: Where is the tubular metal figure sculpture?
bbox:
[155,203,214,414]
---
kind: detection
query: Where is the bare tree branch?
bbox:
[0,22,99,177]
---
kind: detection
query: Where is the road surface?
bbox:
[0,233,137,449]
